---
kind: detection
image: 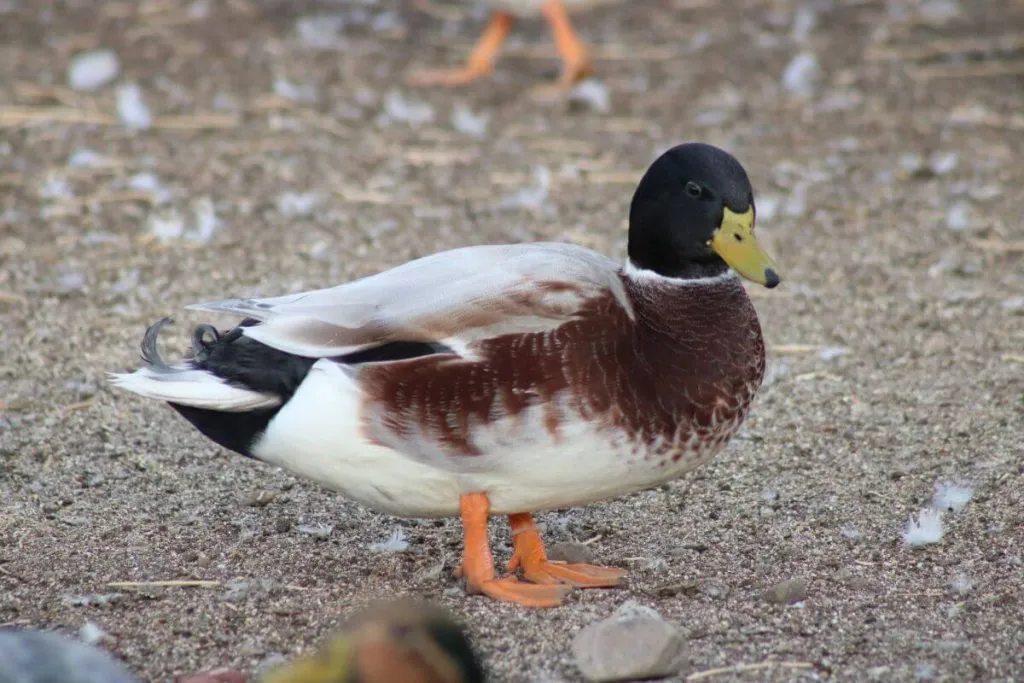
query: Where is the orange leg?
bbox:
[507,513,625,587]
[406,11,514,87]
[458,493,572,608]
[531,0,594,97]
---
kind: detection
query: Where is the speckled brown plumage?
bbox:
[359,273,764,467]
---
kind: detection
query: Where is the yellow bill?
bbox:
[710,207,781,288]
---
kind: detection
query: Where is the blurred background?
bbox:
[1,0,1022,681]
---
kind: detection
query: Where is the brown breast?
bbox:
[359,273,765,461]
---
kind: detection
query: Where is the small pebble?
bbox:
[295,14,346,50]
[276,191,321,217]
[547,541,595,565]
[297,523,333,539]
[380,90,434,126]
[944,200,973,232]
[245,491,276,507]
[573,602,688,681]
[68,50,120,91]
[698,578,729,599]
[763,577,808,604]
[817,346,850,362]
[1001,296,1024,314]
[950,573,972,595]
[569,79,611,114]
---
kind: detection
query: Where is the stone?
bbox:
[547,541,595,565]
[763,578,808,604]
[573,601,688,681]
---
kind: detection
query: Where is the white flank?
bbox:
[251,360,462,517]
[109,367,280,411]
[253,361,729,518]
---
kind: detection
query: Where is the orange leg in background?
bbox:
[458,493,572,608]
[406,11,514,87]
[507,513,625,587]
[536,0,593,92]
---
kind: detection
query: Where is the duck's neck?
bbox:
[622,259,738,287]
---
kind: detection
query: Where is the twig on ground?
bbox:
[686,661,816,680]
[107,580,222,588]
[972,238,1024,253]
[0,106,239,130]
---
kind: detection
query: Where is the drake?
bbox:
[183,599,483,683]
[111,142,781,608]
[406,0,622,92]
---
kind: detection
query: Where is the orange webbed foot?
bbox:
[472,576,572,608]
[528,0,593,100]
[507,513,626,588]
[511,556,626,587]
[458,493,574,608]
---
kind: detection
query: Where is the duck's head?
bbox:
[627,142,781,288]
[262,599,483,683]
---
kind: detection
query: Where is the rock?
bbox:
[763,578,808,604]
[297,523,332,539]
[1001,296,1024,314]
[572,602,688,681]
[547,541,595,565]
[0,629,137,683]
[698,578,729,600]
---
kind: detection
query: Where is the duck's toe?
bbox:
[519,560,626,588]
[472,576,572,608]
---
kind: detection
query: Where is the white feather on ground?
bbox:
[368,528,409,553]
[902,508,944,547]
[932,481,973,513]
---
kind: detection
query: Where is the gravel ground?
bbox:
[2,1,1023,681]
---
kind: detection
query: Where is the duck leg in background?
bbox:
[457,493,573,607]
[406,10,513,86]
[406,0,593,91]
[507,513,625,586]
[534,0,593,93]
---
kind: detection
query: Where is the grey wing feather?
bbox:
[189,242,632,359]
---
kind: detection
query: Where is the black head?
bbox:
[628,142,780,287]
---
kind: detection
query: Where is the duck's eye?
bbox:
[684,181,702,198]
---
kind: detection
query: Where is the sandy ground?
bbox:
[2,0,1023,681]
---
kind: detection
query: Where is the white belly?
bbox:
[252,360,721,518]
[481,0,623,16]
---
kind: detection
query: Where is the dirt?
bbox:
[1,1,1023,681]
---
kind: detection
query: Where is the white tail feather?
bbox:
[109,367,281,412]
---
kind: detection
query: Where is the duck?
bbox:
[405,0,621,92]
[110,142,781,608]
[183,599,483,683]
